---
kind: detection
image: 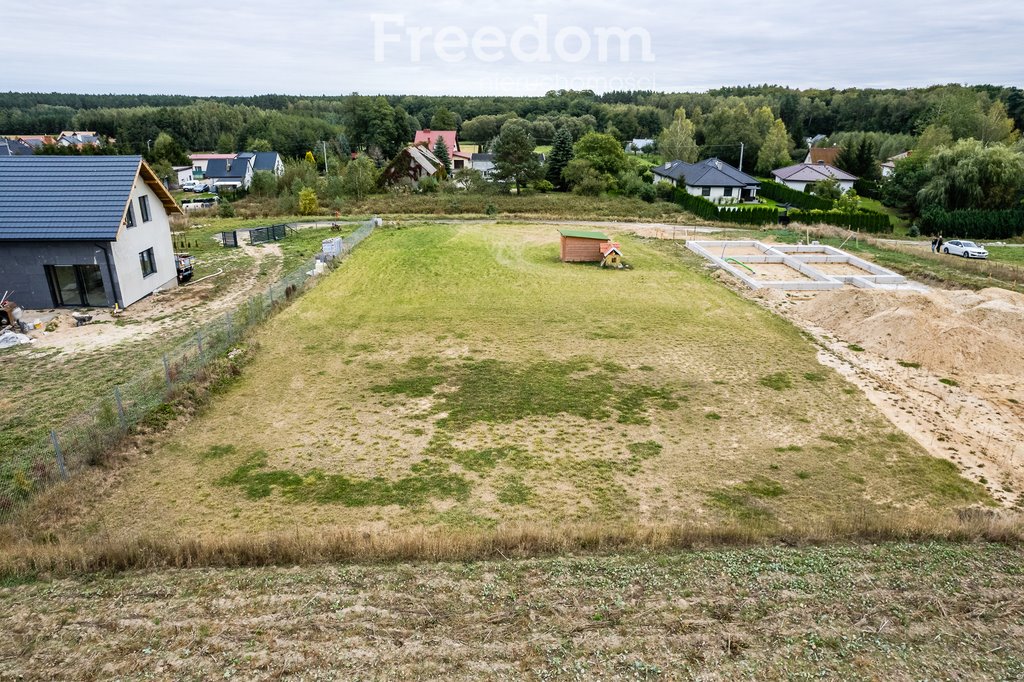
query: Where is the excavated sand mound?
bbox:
[796,287,1024,377]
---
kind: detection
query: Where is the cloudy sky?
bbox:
[2,0,1021,95]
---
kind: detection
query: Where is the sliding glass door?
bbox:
[45,264,108,307]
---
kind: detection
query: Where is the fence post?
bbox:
[163,353,172,390]
[50,430,68,480]
[114,386,126,430]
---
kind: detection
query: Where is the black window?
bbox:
[140,248,156,277]
[125,203,136,228]
[139,195,151,223]
[701,187,711,196]
[724,187,733,197]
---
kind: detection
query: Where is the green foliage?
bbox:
[218,201,236,218]
[573,132,628,175]
[215,132,235,153]
[808,177,843,201]
[429,106,459,130]
[250,170,277,197]
[432,137,453,177]
[672,189,779,226]
[919,206,1024,240]
[493,121,541,192]
[247,137,273,152]
[755,119,793,175]
[758,181,834,211]
[917,139,1024,210]
[297,187,320,215]
[788,209,891,232]
[759,373,793,391]
[545,126,575,189]
[151,131,188,165]
[342,156,378,200]
[658,108,699,163]
[881,152,930,216]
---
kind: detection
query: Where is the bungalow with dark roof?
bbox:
[772,163,858,194]
[0,156,183,309]
[652,158,761,203]
[204,153,255,189]
[0,138,34,156]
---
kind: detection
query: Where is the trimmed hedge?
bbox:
[674,189,778,226]
[758,180,835,211]
[789,209,892,233]
[920,207,1024,240]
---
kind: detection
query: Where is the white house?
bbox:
[771,163,858,194]
[880,151,911,178]
[0,156,183,309]
[652,158,761,202]
[204,153,255,190]
[173,165,194,187]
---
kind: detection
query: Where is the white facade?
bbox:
[174,166,194,186]
[652,174,756,201]
[776,178,855,194]
[111,178,177,306]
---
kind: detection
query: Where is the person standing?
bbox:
[931,236,937,253]
[936,235,944,254]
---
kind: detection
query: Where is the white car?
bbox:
[942,240,989,259]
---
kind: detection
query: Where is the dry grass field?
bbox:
[27,222,991,544]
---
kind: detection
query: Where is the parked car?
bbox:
[179,180,198,191]
[192,183,210,193]
[942,240,989,259]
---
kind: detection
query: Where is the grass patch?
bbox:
[847,344,866,352]
[939,378,960,387]
[496,474,533,505]
[217,452,470,506]
[898,360,922,369]
[759,372,793,391]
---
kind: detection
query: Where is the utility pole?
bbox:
[738,142,744,172]
[322,140,329,175]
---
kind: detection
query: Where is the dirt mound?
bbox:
[795,287,1024,377]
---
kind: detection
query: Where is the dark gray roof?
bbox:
[0,156,178,241]
[652,158,760,188]
[471,153,494,162]
[205,156,251,180]
[252,151,280,172]
[0,138,34,156]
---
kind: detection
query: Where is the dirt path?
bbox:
[747,286,1024,508]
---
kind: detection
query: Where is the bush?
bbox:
[531,179,554,193]
[908,224,921,238]
[673,189,778,226]
[789,209,891,233]
[919,207,1024,240]
[218,201,236,218]
[758,180,834,210]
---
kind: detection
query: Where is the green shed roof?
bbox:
[558,229,610,241]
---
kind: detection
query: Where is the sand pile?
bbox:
[796,287,1024,377]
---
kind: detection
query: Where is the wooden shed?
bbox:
[559,229,611,262]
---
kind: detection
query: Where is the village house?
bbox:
[652,158,761,202]
[0,156,183,309]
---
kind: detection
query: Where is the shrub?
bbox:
[218,201,236,218]
[758,180,834,210]
[919,207,1024,240]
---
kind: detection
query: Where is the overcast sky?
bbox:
[2,0,1021,96]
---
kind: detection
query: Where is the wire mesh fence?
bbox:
[0,217,379,519]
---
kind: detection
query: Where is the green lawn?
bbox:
[66,222,988,540]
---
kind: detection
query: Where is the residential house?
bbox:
[13,135,57,150]
[880,151,911,178]
[189,153,237,178]
[771,163,858,194]
[804,146,841,165]
[380,144,446,186]
[626,138,655,154]
[0,138,34,156]
[56,131,102,149]
[652,158,761,202]
[252,151,285,176]
[204,153,255,190]
[413,129,470,169]
[172,165,194,187]
[0,156,183,309]
[470,153,495,177]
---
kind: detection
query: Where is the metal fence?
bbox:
[0,217,379,518]
[249,223,288,245]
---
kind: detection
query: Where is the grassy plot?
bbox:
[65,223,989,539]
[3,542,1024,680]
